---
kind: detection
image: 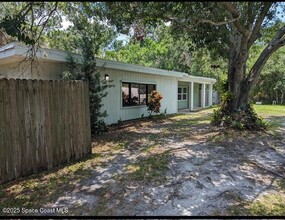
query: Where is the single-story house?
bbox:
[0,42,216,124]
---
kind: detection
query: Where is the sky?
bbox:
[276,3,285,21]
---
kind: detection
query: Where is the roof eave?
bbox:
[0,42,215,81]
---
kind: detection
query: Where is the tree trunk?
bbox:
[224,36,250,113]
[275,90,279,104]
[226,67,250,113]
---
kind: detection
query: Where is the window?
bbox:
[122,82,156,107]
[178,86,187,101]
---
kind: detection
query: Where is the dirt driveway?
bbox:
[44,108,285,216]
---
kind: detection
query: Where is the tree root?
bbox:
[248,160,285,179]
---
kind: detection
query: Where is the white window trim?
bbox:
[120,81,157,109]
[178,86,188,101]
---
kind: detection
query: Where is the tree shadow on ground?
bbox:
[0,153,102,216]
[1,110,285,216]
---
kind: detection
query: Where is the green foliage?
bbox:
[60,12,114,135]
[0,15,35,45]
[212,108,224,125]
[221,92,235,103]
[211,104,268,130]
[248,194,285,216]
[0,2,61,46]
[214,73,228,94]
[104,24,227,82]
[61,54,110,135]
[253,71,285,105]
[47,2,115,54]
[60,54,83,80]
[227,193,285,216]
[103,25,184,71]
[212,92,268,130]
[79,36,111,135]
[249,22,285,104]
[43,29,81,53]
[106,2,283,60]
[147,90,163,116]
[1,2,283,132]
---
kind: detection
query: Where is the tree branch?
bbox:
[249,2,274,46]
[271,25,285,42]
[246,25,285,86]
[18,2,34,18]
[219,2,249,36]
[194,17,240,26]
[35,2,58,43]
[246,2,253,30]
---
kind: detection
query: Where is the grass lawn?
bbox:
[253,104,285,117]
[0,105,284,216]
[253,104,285,130]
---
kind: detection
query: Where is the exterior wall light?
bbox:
[104,74,110,82]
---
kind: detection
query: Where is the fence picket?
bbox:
[0,79,91,184]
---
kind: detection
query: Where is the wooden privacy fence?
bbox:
[0,78,91,184]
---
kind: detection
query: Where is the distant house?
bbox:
[0,42,216,124]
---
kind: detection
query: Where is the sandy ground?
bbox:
[47,111,285,216]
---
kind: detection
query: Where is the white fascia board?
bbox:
[0,50,16,61]
[96,58,185,78]
[0,41,25,52]
[179,74,216,84]
[0,44,16,59]
[12,44,184,77]
[14,45,76,63]
[0,43,19,65]
[0,42,216,81]
[0,44,15,52]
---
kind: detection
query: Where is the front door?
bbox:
[178,86,188,109]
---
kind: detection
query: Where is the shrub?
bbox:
[61,40,113,135]
[211,104,267,130]
[212,108,223,125]
[147,90,163,116]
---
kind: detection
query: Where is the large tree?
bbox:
[106,2,285,128]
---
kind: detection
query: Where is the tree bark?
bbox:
[224,33,251,112]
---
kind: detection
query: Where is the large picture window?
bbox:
[122,82,156,107]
